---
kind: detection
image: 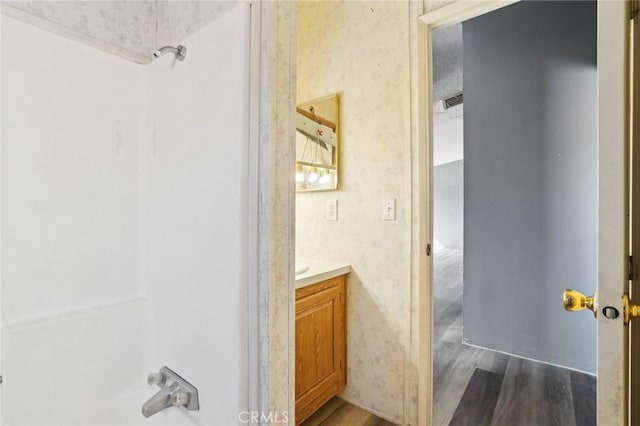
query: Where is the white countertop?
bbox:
[295,258,351,289]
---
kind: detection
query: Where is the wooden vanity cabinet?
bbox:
[295,274,347,425]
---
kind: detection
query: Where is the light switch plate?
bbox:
[382,199,396,221]
[326,199,338,221]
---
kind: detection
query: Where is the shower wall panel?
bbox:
[1,14,148,424]
[140,3,250,424]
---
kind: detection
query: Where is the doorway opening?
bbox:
[429,2,597,424]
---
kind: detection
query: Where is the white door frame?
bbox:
[254,1,297,423]
[416,1,629,425]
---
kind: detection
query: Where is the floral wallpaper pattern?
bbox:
[297,1,414,423]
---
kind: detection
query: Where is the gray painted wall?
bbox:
[462,1,597,373]
[434,160,463,250]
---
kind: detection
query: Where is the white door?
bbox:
[564,0,632,423]
[592,2,629,424]
[1,2,253,425]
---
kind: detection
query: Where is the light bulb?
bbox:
[308,168,319,183]
[295,164,304,183]
[319,172,331,184]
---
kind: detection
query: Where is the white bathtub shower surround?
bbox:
[2,14,143,326]
[3,301,150,425]
[2,3,251,424]
[140,4,250,424]
[2,15,146,424]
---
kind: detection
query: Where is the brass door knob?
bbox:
[624,293,640,325]
[563,289,597,318]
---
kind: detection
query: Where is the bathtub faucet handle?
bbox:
[142,366,199,417]
[147,372,165,386]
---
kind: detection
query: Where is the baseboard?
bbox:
[337,394,405,425]
[461,340,597,377]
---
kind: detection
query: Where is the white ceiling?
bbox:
[432,23,462,102]
[432,23,463,166]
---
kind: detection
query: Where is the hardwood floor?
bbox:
[433,248,596,426]
[301,397,396,426]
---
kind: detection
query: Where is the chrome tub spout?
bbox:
[141,367,199,418]
[142,382,179,417]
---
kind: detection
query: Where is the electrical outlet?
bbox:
[382,199,396,221]
[326,199,338,221]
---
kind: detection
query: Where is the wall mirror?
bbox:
[295,94,339,192]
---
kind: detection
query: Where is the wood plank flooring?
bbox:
[301,397,396,426]
[433,248,596,426]
[449,369,503,426]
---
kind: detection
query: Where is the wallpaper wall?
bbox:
[2,1,235,63]
[296,2,413,423]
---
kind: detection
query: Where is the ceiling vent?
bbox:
[444,93,463,109]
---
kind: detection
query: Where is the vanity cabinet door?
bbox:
[295,275,346,425]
